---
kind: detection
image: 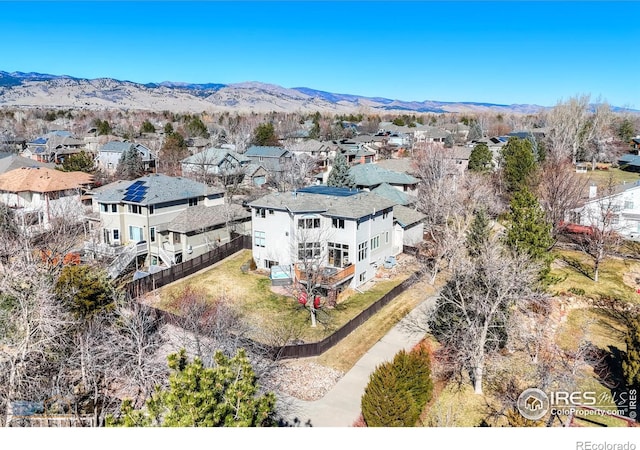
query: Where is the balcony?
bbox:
[294,263,355,288]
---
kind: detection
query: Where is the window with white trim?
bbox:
[298,242,321,259]
[371,235,380,251]
[298,218,320,229]
[332,218,345,229]
[625,201,634,210]
[254,231,266,247]
[358,241,368,261]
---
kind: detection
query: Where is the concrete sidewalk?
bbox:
[277,294,436,427]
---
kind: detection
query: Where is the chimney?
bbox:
[589,183,597,199]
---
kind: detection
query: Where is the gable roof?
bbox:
[99,141,155,158]
[349,163,419,187]
[181,147,249,166]
[0,167,93,193]
[245,146,290,158]
[371,183,416,206]
[0,152,54,174]
[93,173,224,206]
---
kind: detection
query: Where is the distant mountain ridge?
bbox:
[0,70,620,114]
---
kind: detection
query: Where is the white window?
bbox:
[254,231,266,247]
[113,229,120,241]
[150,227,156,243]
[100,203,108,213]
[328,242,349,267]
[359,272,366,283]
[111,204,117,213]
[332,218,345,229]
[371,235,380,251]
[358,241,368,261]
[298,218,320,229]
[625,201,634,210]
[149,205,154,214]
[128,204,142,214]
[298,242,321,259]
[189,198,198,206]
[384,231,390,244]
[255,208,266,218]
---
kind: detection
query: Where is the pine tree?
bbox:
[140,120,156,134]
[500,137,537,193]
[251,123,279,146]
[504,187,553,277]
[54,265,116,319]
[623,315,640,391]
[59,150,95,173]
[327,151,355,188]
[468,143,493,172]
[116,146,145,180]
[467,122,483,142]
[107,348,276,427]
[466,208,491,258]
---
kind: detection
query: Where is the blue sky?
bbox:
[0,1,637,108]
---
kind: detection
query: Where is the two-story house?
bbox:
[569,182,640,239]
[248,185,400,291]
[96,140,157,175]
[90,174,249,275]
[0,166,93,231]
[181,147,267,186]
[244,146,292,176]
[22,130,85,164]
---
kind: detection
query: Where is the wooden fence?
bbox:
[125,234,252,298]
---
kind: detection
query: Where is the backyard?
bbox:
[149,249,417,343]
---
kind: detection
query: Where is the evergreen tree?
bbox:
[94,119,112,136]
[54,265,116,319]
[140,120,156,134]
[59,150,95,173]
[186,116,209,138]
[361,344,433,427]
[500,137,537,193]
[619,119,637,143]
[468,143,493,172]
[623,315,640,391]
[164,123,174,135]
[504,187,553,277]
[116,146,145,180]
[466,208,491,258]
[444,133,455,148]
[251,123,279,146]
[327,151,355,188]
[467,122,483,142]
[107,348,276,427]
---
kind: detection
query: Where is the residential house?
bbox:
[349,163,419,193]
[371,183,416,207]
[335,139,376,165]
[285,139,338,171]
[22,130,85,164]
[631,137,640,151]
[0,152,54,175]
[244,146,292,175]
[248,185,400,290]
[0,166,93,231]
[89,174,248,274]
[568,181,640,239]
[0,133,26,153]
[181,147,250,185]
[392,205,426,254]
[96,140,157,175]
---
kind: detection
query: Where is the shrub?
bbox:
[568,287,586,296]
[361,344,434,427]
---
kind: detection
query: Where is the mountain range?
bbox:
[0,70,559,115]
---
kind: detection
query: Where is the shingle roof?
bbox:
[248,189,397,220]
[375,158,416,175]
[245,146,289,158]
[0,167,93,193]
[168,203,251,234]
[93,174,224,206]
[393,205,426,228]
[0,153,54,174]
[349,163,419,187]
[99,141,155,158]
[372,183,415,206]
[181,147,248,166]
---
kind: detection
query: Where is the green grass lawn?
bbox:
[577,165,640,189]
[156,249,411,343]
[549,249,640,303]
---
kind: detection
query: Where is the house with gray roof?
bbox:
[181,147,252,185]
[22,130,85,164]
[349,163,419,192]
[96,140,157,175]
[0,152,54,175]
[248,185,417,291]
[89,173,239,275]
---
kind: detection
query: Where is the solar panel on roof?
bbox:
[297,186,360,197]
